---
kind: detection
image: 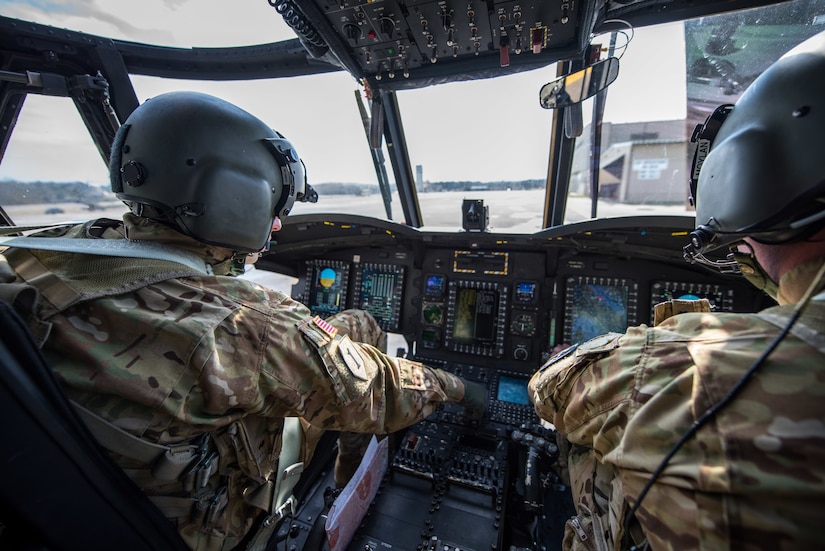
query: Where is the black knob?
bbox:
[379,17,395,37]
[343,23,361,44]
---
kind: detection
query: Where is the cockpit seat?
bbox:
[0,299,188,550]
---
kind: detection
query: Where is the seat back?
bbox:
[0,300,188,550]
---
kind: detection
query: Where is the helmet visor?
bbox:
[264,136,304,218]
[688,103,734,208]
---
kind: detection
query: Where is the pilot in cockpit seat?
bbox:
[0,91,486,551]
[528,31,825,550]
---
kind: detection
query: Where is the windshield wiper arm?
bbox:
[356,89,393,220]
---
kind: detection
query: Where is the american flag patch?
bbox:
[313,316,338,337]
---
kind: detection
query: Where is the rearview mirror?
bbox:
[539,57,620,109]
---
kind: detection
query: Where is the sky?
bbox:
[0,0,687,186]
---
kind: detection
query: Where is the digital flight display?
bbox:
[564,276,638,344]
[649,280,735,322]
[453,288,498,344]
[305,260,349,317]
[497,375,530,405]
[514,281,538,303]
[355,264,405,332]
[446,281,507,357]
[425,274,446,296]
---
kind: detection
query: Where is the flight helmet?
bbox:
[684,30,825,271]
[110,91,313,252]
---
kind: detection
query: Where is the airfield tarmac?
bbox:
[3,189,692,231]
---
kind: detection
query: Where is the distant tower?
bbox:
[416,165,423,189]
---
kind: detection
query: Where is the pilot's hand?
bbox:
[458,378,488,421]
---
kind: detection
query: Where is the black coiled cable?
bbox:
[268,0,327,50]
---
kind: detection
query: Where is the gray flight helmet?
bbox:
[110,91,307,253]
[685,30,825,269]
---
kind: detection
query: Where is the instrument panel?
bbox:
[292,243,762,375]
[269,214,770,551]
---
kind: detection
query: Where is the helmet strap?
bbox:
[732,247,779,299]
[229,253,247,276]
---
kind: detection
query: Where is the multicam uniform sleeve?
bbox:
[528,332,636,450]
[257,294,465,434]
[527,321,718,550]
[529,321,709,465]
[528,331,655,550]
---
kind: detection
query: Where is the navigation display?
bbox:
[497,375,530,405]
[563,276,638,344]
[305,260,349,317]
[649,280,735,322]
[355,264,405,331]
[446,281,507,357]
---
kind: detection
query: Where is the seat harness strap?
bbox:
[0,236,212,275]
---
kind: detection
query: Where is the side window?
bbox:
[0,94,123,226]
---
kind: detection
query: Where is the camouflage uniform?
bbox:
[1,215,467,551]
[529,257,825,551]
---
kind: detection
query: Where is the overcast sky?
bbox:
[0,1,686,186]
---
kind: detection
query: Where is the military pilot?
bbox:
[528,32,825,550]
[0,91,486,550]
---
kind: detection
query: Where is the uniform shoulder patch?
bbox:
[297,316,336,348]
[538,344,579,373]
[338,336,369,381]
[578,332,622,353]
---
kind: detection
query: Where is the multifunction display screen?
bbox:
[355,264,405,332]
[446,281,507,357]
[496,375,530,405]
[649,280,735,322]
[453,288,498,345]
[305,260,349,317]
[563,276,638,344]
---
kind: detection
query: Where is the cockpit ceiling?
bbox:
[271,0,791,90]
[286,0,595,90]
[0,0,790,92]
